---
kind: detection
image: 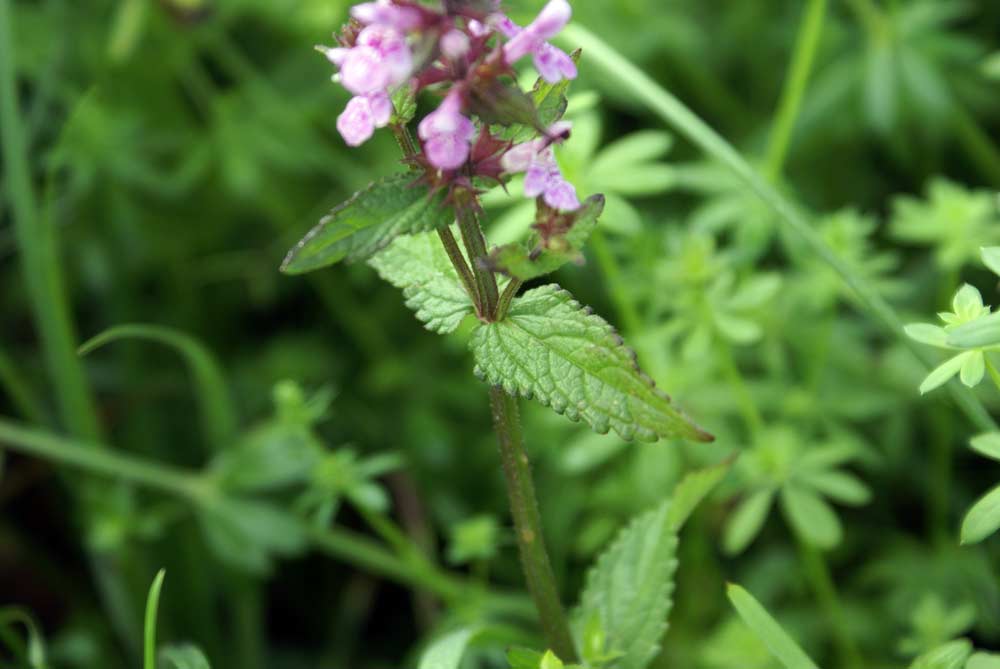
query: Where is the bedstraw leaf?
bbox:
[471,285,712,442]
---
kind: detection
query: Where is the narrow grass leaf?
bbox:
[726,584,820,669]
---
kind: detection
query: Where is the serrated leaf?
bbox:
[961,483,1000,545]
[281,175,453,274]
[489,195,605,281]
[667,460,732,532]
[369,230,474,334]
[726,584,820,669]
[471,285,712,442]
[161,644,212,669]
[574,501,679,669]
[419,628,477,669]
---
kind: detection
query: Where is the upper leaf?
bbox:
[726,584,820,669]
[281,175,454,274]
[495,50,581,143]
[574,500,678,669]
[369,230,475,334]
[488,195,605,281]
[471,285,712,442]
[667,460,732,532]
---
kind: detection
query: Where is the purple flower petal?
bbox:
[367,91,393,127]
[533,43,577,83]
[544,177,580,211]
[351,0,422,31]
[527,0,572,41]
[339,45,390,95]
[357,25,413,86]
[337,96,376,146]
[424,135,471,170]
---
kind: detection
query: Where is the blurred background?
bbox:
[3,0,1000,667]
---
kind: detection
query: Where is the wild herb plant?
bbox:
[4,0,1000,668]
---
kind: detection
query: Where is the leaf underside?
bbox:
[471,285,713,442]
[369,230,474,334]
[281,175,454,274]
[574,501,679,669]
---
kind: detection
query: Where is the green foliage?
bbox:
[471,285,712,442]
[161,645,212,669]
[281,176,454,274]
[891,180,1000,271]
[724,430,870,552]
[0,608,48,669]
[418,628,477,669]
[909,639,972,669]
[574,501,678,669]
[447,515,500,565]
[488,195,605,281]
[726,584,819,669]
[368,230,475,334]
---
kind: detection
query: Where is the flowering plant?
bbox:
[281,0,714,661]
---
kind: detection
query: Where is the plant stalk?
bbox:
[764,0,828,180]
[437,226,480,304]
[456,204,499,319]
[489,386,577,661]
[797,540,863,669]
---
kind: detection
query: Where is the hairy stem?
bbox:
[437,226,479,304]
[562,23,997,434]
[764,0,828,180]
[497,278,523,321]
[489,387,577,661]
[456,204,500,319]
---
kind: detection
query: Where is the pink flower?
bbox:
[440,29,470,61]
[337,91,393,146]
[496,0,577,84]
[319,24,412,96]
[351,0,422,32]
[418,91,476,171]
[501,122,580,211]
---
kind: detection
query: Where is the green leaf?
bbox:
[281,175,453,274]
[419,628,477,669]
[723,489,774,555]
[489,195,605,281]
[798,470,871,506]
[79,324,238,451]
[496,50,581,142]
[947,313,1000,349]
[920,353,972,395]
[667,460,732,531]
[471,285,713,442]
[144,569,166,669]
[961,483,1000,545]
[368,230,474,334]
[983,247,1000,276]
[589,131,674,175]
[910,639,972,669]
[161,644,212,669]
[968,652,1000,669]
[197,496,308,574]
[726,584,820,669]
[905,323,949,348]
[780,485,842,549]
[0,608,48,669]
[507,647,545,669]
[970,433,1000,462]
[574,500,679,669]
